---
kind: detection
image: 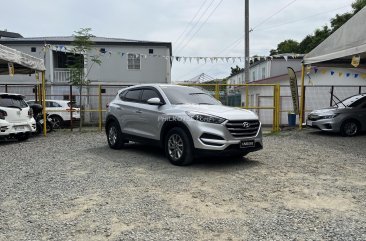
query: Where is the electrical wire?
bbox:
[251,0,298,31]
[253,5,350,32]
[174,0,217,51]
[175,0,225,54]
[174,0,210,48]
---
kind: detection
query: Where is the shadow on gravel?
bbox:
[193,156,261,170]
[88,143,261,169]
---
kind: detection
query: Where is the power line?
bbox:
[251,0,298,31]
[175,0,217,51]
[175,0,225,54]
[253,5,350,32]
[174,0,210,48]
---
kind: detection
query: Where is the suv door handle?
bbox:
[136,110,142,114]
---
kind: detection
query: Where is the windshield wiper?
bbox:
[6,105,22,110]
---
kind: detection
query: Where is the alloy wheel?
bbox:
[168,134,184,161]
[108,126,118,145]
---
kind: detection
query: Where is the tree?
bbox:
[298,25,331,53]
[230,65,243,76]
[68,28,102,131]
[270,0,366,55]
[274,39,300,55]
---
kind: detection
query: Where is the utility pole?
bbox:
[244,0,249,84]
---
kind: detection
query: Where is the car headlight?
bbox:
[319,114,339,119]
[186,111,226,124]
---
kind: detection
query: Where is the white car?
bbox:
[26,100,80,128]
[0,93,36,141]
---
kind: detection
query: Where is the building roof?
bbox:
[0,36,172,49]
[0,31,23,39]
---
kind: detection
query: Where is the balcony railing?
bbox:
[53,68,71,83]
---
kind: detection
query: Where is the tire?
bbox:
[106,121,125,149]
[165,127,194,166]
[340,120,359,137]
[50,115,63,129]
[17,133,30,142]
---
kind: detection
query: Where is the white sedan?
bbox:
[26,99,80,128]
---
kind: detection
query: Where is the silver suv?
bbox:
[105,84,263,165]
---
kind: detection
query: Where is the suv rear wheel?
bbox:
[165,127,193,166]
[107,121,125,149]
[50,115,63,129]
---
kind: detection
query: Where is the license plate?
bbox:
[240,140,255,148]
[14,126,25,130]
[306,120,313,126]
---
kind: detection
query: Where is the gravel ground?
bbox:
[0,129,365,241]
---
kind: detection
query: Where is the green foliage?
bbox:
[270,0,366,55]
[271,39,299,55]
[230,65,243,76]
[68,28,101,87]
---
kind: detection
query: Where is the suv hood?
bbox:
[174,104,258,120]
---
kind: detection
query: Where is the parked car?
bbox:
[307,93,366,136]
[26,100,80,128]
[0,93,36,141]
[105,84,263,165]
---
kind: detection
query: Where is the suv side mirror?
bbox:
[147,97,163,105]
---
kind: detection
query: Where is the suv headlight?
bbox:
[319,114,339,119]
[186,111,226,124]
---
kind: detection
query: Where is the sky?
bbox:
[1,0,355,82]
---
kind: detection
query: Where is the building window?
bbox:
[149,49,154,54]
[261,67,266,79]
[31,47,36,52]
[252,71,256,81]
[128,54,141,70]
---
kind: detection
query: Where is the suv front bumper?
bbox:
[186,120,263,153]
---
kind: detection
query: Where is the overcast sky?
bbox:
[1,0,355,82]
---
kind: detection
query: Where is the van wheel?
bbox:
[17,133,30,141]
[165,127,193,166]
[107,121,125,149]
[341,120,359,137]
[50,115,63,129]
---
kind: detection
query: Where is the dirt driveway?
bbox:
[0,130,365,240]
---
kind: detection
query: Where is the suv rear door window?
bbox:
[141,89,160,103]
[124,89,142,102]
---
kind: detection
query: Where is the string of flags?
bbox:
[39,44,304,64]
[307,66,366,79]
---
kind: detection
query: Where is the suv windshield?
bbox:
[161,86,221,105]
[0,95,28,109]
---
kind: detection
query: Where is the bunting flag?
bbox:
[8,63,14,77]
[321,69,327,74]
[41,43,305,65]
[351,55,360,67]
[355,74,359,78]
[339,72,343,77]
[346,73,351,77]
[330,71,335,76]
[361,74,366,79]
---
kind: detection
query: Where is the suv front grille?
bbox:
[226,120,260,138]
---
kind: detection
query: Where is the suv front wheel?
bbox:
[165,127,193,166]
[107,121,125,149]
